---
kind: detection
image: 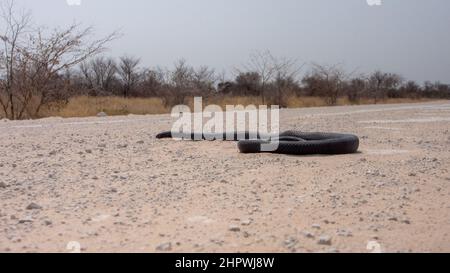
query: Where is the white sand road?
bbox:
[0,101,449,253]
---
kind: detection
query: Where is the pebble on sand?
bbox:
[19,216,33,224]
[229,225,241,232]
[318,235,332,246]
[156,242,172,251]
[26,203,42,210]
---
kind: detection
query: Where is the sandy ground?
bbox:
[0,101,449,253]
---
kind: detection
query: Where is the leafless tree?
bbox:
[80,56,117,95]
[423,81,450,99]
[346,76,367,103]
[170,59,194,90]
[0,0,118,119]
[272,57,303,106]
[0,0,31,119]
[193,66,216,94]
[369,71,387,103]
[304,63,348,105]
[368,71,403,103]
[26,27,117,117]
[399,81,421,98]
[239,50,278,104]
[164,59,194,105]
[137,68,165,97]
[118,56,140,97]
[217,69,228,84]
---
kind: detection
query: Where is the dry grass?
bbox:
[285,96,329,108]
[40,96,169,118]
[286,96,434,108]
[37,95,435,118]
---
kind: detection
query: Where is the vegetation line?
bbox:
[1,1,449,120]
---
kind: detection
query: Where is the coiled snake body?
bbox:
[156,131,359,155]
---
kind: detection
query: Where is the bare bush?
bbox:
[0,0,117,119]
[346,76,367,103]
[231,51,302,106]
[422,81,450,99]
[398,81,421,99]
[271,57,303,107]
[233,72,261,96]
[137,68,165,97]
[302,64,347,105]
[80,57,118,96]
[193,66,216,94]
[238,51,277,104]
[368,71,403,103]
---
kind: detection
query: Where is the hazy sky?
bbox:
[12,0,450,83]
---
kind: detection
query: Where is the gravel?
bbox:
[318,235,332,246]
[0,101,449,252]
[156,242,172,252]
[228,225,241,232]
[26,203,42,210]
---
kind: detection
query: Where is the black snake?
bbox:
[156,130,359,155]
